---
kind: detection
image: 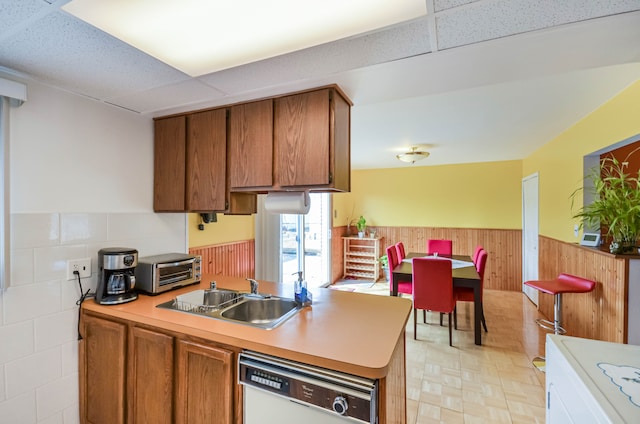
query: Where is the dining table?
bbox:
[391,252,483,346]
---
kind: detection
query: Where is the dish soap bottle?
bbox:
[293,271,312,305]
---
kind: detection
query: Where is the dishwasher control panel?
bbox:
[239,351,377,424]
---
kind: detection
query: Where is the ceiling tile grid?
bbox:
[105,79,227,115]
[435,0,640,50]
[434,0,479,13]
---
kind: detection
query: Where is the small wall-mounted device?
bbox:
[580,232,601,247]
[198,212,217,230]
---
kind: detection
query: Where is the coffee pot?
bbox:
[96,247,138,305]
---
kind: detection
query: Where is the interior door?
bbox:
[279,193,330,289]
[522,173,539,305]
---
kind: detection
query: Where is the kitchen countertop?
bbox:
[81,275,412,379]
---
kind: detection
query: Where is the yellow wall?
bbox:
[333,160,523,229]
[188,213,254,247]
[523,80,640,242]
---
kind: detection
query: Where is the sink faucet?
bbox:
[247,279,259,295]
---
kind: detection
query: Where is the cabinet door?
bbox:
[128,327,174,424]
[80,315,127,424]
[186,109,227,211]
[154,116,186,211]
[229,99,273,190]
[175,340,234,424]
[274,89,330,187]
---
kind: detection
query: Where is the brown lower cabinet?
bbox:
[79,312,240,424]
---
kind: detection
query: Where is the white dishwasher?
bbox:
[239,351,378,424]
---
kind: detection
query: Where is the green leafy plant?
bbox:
[571,150,640,253]
[356,216,367,232]
[379,255,388,268]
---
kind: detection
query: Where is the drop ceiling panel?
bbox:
[0,10,189,100]
[0,0,49,37]
[436,0,640,50]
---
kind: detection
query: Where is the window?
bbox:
[0,97,9,290]
[0,77,27,290]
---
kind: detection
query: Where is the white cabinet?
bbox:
[342,236,382,281]
[546,334,640,423]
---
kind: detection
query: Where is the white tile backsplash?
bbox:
[38,411,63,424]
[3,281,62,325]
[63,403,80,424]
[36,373,78,421]
[0,392,37,424]
[5,347,61,399]
[0,367,5,401]
[61,341,78,376]
[60,213,108,245]
[34,310,76,352]
[0,321,34,363]
[10,248,34,286]
[2,211,186,423]
[11,214,60,249]
[34,245,87,283]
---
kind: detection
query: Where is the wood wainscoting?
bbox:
[190,240,255,278]
[538,236,628,343]
[332,226,522,292]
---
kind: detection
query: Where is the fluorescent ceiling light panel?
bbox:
[63,0,427,77]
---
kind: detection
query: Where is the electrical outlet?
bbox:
[67,258,91,280]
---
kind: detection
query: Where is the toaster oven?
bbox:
[135,253,201,294]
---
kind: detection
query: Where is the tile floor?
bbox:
[352,283,548,424]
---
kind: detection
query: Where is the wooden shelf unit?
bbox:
[342,236,383,281]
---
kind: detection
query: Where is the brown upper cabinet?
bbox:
[228,99,274,190]
[154,109,256,214]
[154,115,186,212]
[274,87,350,191]
[154,85,351,212]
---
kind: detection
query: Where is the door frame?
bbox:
[522,172,539,305]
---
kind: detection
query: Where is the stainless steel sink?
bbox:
[219,297,299,328]
[157,288,302,330]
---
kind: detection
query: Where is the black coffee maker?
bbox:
[96,247,138,305]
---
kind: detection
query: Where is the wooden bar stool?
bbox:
[524,273,596,371]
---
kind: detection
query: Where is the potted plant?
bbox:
[356,216,366,238]
[572,151,640,254]
[379,254,389,281]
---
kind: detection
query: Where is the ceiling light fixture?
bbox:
[63,0,427,77]
[396,146,430,164]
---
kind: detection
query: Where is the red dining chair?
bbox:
[395,242,406,261]
[472,245,484,265]
[412,257,457,346]
[386,245,412,295]
[454,249,488,332]
[426,239,452,256]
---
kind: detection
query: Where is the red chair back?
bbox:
[476,249,488,281]
[426,239,452,256]
[412,258,455,313]
[386,245,398,270]
[395,242,405,261]
[472,245,484,264]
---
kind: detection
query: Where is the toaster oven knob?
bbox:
[332,396,348,415]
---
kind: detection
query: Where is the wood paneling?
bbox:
[334,226,522,291]
[538,236,627,343]
[379,334,407,424]
[190,240,255,278]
